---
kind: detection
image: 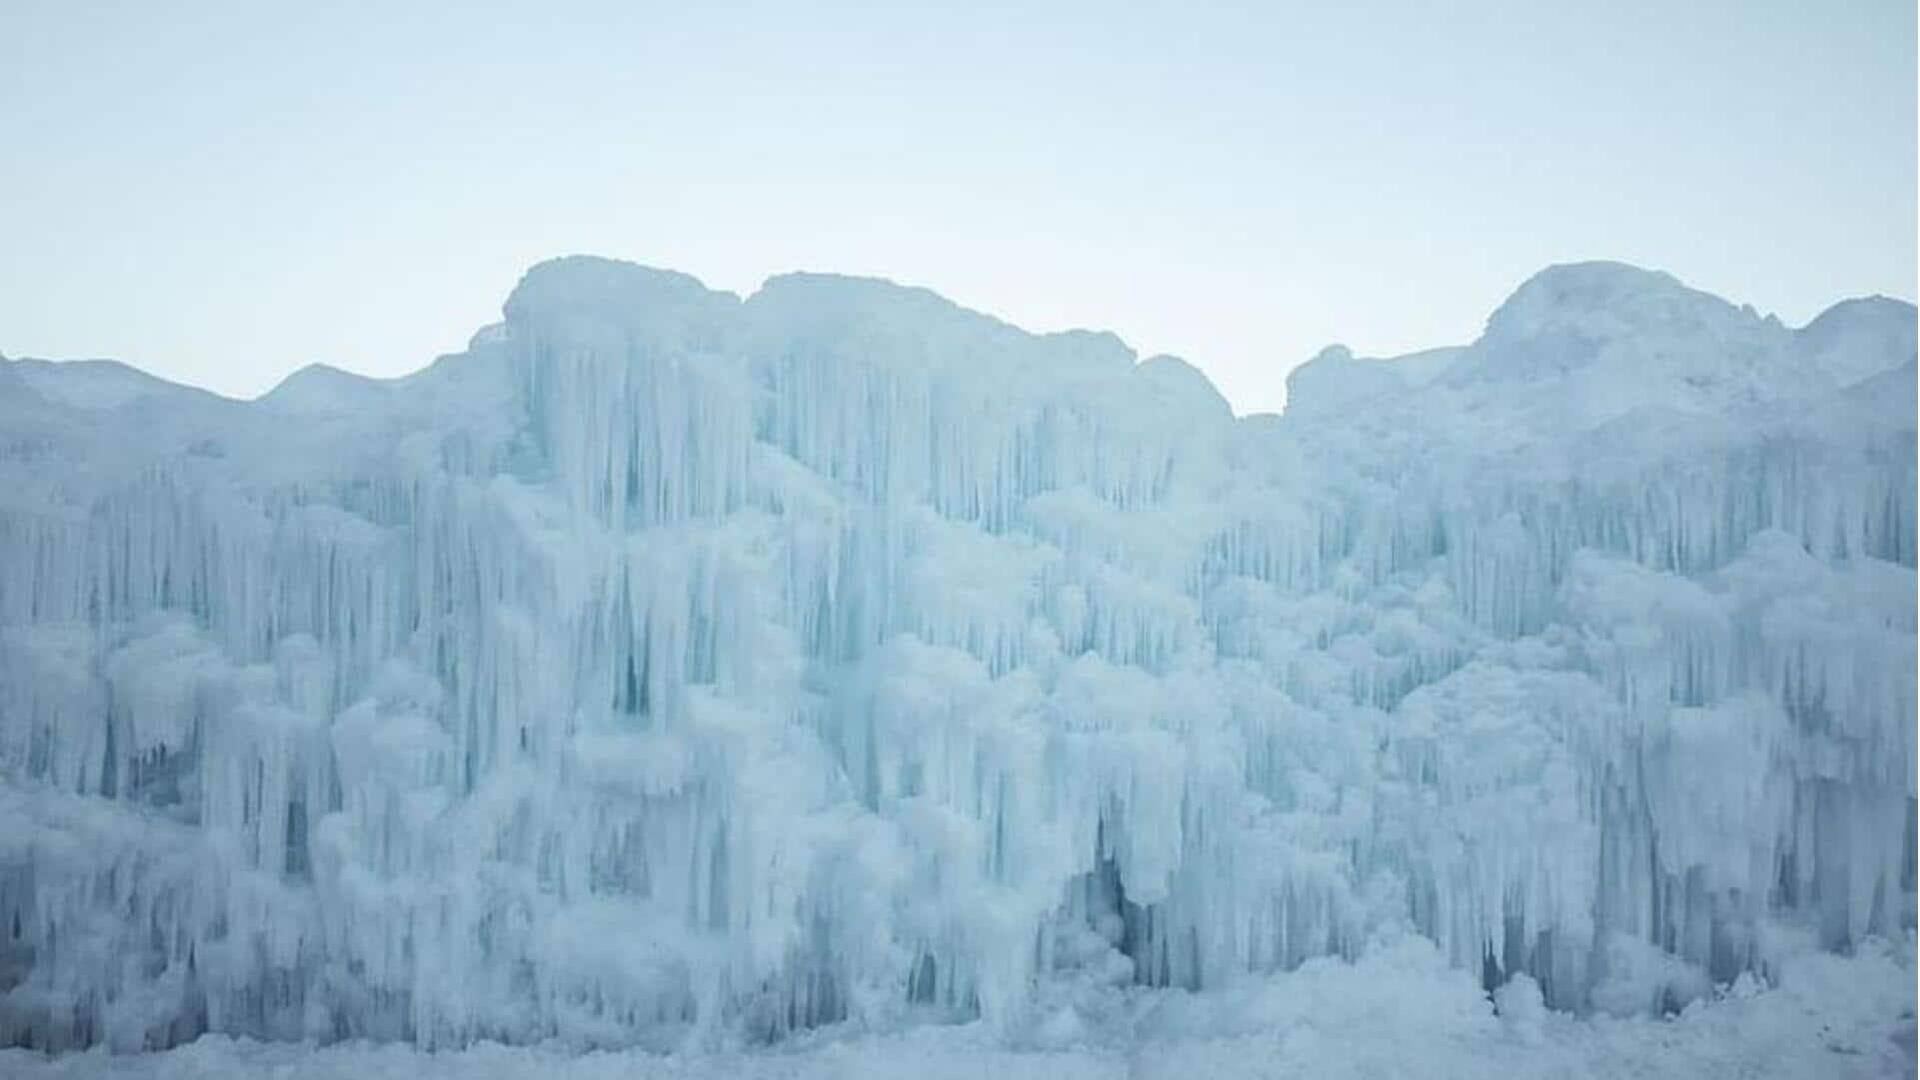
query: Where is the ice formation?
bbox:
[0,258,1912,1052]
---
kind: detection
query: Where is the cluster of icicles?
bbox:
[0,257,1911,1051]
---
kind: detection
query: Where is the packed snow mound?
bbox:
[1479,261,1736,346]
[1430,261,1904,422]
[0,257,1912,1057]
[1798,295,1920,388]
[1450,261,1807,415]
[260,363,395,414]
[10,357,219,412]
[1281,344,1464,418]
[1287,263,1914,461]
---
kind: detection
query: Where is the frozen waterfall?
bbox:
[0,257,1912,1051]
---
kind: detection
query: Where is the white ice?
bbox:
[0,258,1912,1063]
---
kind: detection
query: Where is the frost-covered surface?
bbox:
[3,933,1912,1078]
[0,257,1913,1062]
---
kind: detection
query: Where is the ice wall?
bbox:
[0,258,1912,1050]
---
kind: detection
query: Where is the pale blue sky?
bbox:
[2,0,1912,414]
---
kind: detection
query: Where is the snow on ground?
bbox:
[6,933,1911,1079]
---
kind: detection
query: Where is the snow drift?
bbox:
[0,258,1912,1052]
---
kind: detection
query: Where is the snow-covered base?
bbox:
[7,934,1911,1079]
